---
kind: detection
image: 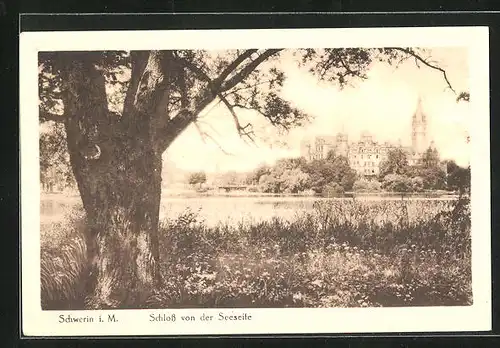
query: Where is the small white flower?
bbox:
[311,279,323,287]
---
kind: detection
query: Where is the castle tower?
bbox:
[411,96,428,154]
[336,131,349,157]
[300,138,312,160]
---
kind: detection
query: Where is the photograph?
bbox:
[21,27,491,336]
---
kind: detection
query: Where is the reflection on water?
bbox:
[40,195,82,225]
[40,193,458,227]
[40,200,69,216]
[39,195,324,226]
[159,196,321,227]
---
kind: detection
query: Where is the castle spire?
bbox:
[411,95,428,153]
[413,95,426,122]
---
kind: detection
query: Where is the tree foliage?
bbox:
[247,163,272,185]
[321,182,345,198]
[410,176,424,192]
[37,46,467,309]
[446,160,471,194]
[419,167,447,190]
[38,48,468,194]
[408,146,447,190]
[302,154,356,193]
[379,148,409,179]
[39,47,462,163]
[188,171,207,187]
[39,123,76,191]
[422,147,440,169]
[353,178,382,192]
[382,174,413,194]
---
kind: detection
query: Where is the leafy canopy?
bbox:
[38,47,465,188]
[188,172,207,186]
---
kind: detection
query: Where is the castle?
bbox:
[300,97,435,177]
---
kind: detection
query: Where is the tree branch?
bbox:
[193,121,233,156]
[157,50,281,152]
[339,56,366,79]
[388,47,457,94]
[214,49,258,86]
[218,94,256,143]
[122,51,150,116]
[197,119,223,137]
[180,58,212,84]
[456,91,470,102]
[154,58,217,152]
[224,79,274,95]
[220,49,282,91]
[179,57,262,144]
[156,89,216,152]
[232,102,277,126]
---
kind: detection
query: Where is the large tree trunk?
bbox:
[81,143,163,309]
[59,53,163,309]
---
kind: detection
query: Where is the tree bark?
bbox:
[54,49,265,308]
[59,53,162,309]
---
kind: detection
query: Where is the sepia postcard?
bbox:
[20,26,491,336]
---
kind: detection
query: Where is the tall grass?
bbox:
[40,207,89,309]
[41,197,471,309]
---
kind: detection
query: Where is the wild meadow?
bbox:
[40,197,471,310]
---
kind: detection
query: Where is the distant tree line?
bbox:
[42,121,470,198]
[186,146,470,197]
[40,124,76,193]
[377,147,470,196]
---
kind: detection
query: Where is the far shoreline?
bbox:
[40,188,461,201]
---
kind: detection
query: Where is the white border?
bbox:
[20,27,491,336]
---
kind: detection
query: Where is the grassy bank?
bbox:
[41,198,471,309]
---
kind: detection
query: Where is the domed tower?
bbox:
[412,96,428,154]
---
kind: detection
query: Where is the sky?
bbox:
[162,47,471,172]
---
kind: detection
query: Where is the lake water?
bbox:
[40,193,458,228]
[40,195,322,227]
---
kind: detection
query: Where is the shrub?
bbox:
[411,176,424,192]
[41,197,471,309]
[321,182,344,197]
[353,179,382,192]
[382,174,413,194]
[150,197,471,308]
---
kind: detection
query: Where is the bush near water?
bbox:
[41,197,471,309]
